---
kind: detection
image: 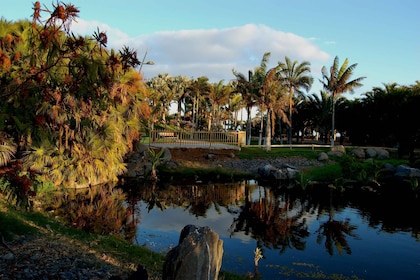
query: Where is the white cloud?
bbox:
[71,21,331,83]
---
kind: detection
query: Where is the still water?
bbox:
[123,180,420,279]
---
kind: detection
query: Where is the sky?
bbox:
[3,0,419,99]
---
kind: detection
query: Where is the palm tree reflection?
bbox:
[316,189,358,255]
[230,186,309,252]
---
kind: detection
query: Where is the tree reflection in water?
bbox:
[118,179,420,279]
[229,185,310,253]
[316,189,358,256]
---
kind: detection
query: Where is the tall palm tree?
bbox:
[307,91,333,143]
[233,52,271,145]
[187,76,211,131]
[320,56,365,146]
[168,75,190,127]
[278,57,313,144]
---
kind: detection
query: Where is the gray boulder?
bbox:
[365,148,377,159]
[163,225,223,280]
[317,152,329,161]
[258,164,299,180]
[395,165,420,178]
[331,145,346,154]
[375,148,389,159]
[351,148,365,159]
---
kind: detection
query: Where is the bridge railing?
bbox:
[149,129,246,147]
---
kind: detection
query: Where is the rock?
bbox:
[395,165,420,178]
[365,148,377,158]
[163,225,223,280]
[375,148,389,159]
[331,145,346,154]
[327,150,344,157]
[206,153,215,160]
[1,253,14,260]
[317,152,329,161]
[351,148,365,159]
[257,164,299,180]
[161,147,172,162]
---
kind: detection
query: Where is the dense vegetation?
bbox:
[1,2,419,193]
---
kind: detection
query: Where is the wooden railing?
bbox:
[149,130,246,147]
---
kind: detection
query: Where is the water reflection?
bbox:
[229,186,309,253]
[315,190,358,255]
[119,179,420,279]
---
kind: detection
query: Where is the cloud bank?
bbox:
[72,20,330,83]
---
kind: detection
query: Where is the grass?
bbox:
[0,198,250,280]
[0,199,165,277]
[238,146,330,160]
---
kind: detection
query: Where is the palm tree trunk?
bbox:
[265,109,271,151]
[331,94,335,147]
[246,106,251,145]
[258,110,263,146]
[288,101,293,145]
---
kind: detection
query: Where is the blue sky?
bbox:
[4,0,419,98]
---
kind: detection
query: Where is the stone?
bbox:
[317,152,329,161]
[327,150,344,157]
[365,148,377,158]
[351,148,365,159]
[163,225,223,280]
[161,147,172,162]
[375,148,389,159]
[1,253,14,261]
[331,145,346,154]
[395,165,420,178]
[257,164,298,180]
[206,153,215,160]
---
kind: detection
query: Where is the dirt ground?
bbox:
[167,148,239,162]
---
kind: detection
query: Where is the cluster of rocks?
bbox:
[214,156,324,174]
[317,145,420,183]
[317,145,391,161]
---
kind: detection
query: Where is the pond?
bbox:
[121,179,420,280]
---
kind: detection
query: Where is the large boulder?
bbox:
[257,164,299,180]
[331,145,346,154]
[395,165,420,178]
[351,148,365,159]
[163,225,223,280]
[317,152,329,161]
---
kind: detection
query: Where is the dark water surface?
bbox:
[123,180,420,280]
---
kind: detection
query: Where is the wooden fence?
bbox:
[149,130,246,147]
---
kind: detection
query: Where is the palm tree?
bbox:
[307,91,333,143]
[207,80,231,131]
[278,57,313,144]
[233,52,271,145]
[168,75,190,127]
[187,76,211,131]
[320,56,365,146]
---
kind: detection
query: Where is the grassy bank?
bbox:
[0,198,251,279]
[0,199,165,279]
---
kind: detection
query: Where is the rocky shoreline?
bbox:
[211,156,325,174]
